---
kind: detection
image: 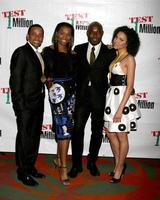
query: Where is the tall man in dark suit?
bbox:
[68,21,116,178]
[9,24,46,186]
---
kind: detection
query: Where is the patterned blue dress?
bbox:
[42,47,77,140]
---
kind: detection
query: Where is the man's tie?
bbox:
[90,46,95,65]
[36,51,46,83]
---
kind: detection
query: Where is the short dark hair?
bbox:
[112,26,140,56]
[52,22,74,52]
[27,24,44,34]
[87,21,103,34]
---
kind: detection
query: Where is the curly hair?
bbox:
[112,26,140,56]
[52,22,74,52]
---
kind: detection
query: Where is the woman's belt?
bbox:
[110,73,127,86]
[52,77,75,88]
[53,77,73,83]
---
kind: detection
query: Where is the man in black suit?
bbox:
[9,24,46,186]
[68,21,116,178]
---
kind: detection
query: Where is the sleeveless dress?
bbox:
[42,47,77,140]
[104,62,141,133]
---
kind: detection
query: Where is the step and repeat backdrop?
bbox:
[0,0,160,158]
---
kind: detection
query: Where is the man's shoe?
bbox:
[87,162,100,176]
[29,168,45,178]
[30,171,46,178]
[68,166,83,178]
[17,173,39,186]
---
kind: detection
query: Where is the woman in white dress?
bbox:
[104,26,141,183]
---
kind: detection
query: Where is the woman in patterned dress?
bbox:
[103,26,141,183]
[42,22,77,185]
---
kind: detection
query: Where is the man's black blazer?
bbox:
[9,43,45,114]
[74,42,116,105]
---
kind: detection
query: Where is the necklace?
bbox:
[109,50,127,78]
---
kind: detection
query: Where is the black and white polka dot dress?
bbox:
[104,62,141,133]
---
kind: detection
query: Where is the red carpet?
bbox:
[0,153,160,200]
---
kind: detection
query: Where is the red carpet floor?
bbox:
[0,153,160,200]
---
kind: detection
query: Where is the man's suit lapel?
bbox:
[93,43,105,64]
[25,43,39,62]
[25,43,42,75]
[82,43,89,65]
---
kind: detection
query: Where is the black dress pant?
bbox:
[71,87,104,167]
[15,96,44,175]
